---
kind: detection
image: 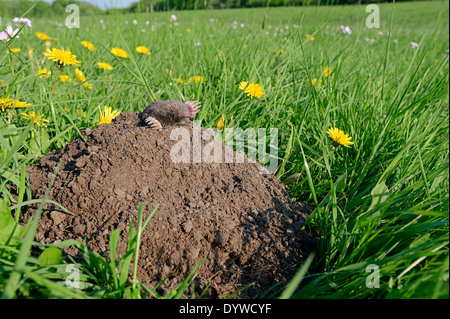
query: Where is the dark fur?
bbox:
[140,100,190,126]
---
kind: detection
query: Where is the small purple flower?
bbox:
[133,19,137,25]
[13,17,32,27]
[3,25,19,41]
[340,25,352,35]
[0,31,9,41]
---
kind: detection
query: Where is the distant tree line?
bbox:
[0,0,437,18]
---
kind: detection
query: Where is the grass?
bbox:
[0,1,449,299]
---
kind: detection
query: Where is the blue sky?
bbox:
[42,0,139,10]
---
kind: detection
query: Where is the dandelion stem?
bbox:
[51,68,60,93]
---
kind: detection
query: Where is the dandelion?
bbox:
[0,97,32,111]
[35,32,51,41]
[186,75,205,84]
[75,68,93,89]
[97,62,113,70]
[216,114,225,130]
[186,29,191,32]
[326,127,354,148]
[81,40,95,51]
[43,47,81,68]
[28,48,33,58]
[98,106,121,125]
[20,111,50,127]
[77,109,86,117]
[8,48,21,54]
[45,40,52,47]
[311,78,322,88]
[60,75,72,82]
[239,81,264,99]
[36,67,51,78]
[173,78,184,84]
[306,34,315,41]
[111,47,128,58]
[410,42,419,48]
[324,66,333,78]
[136,46,151,56]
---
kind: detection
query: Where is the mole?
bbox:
[140,100,201,130]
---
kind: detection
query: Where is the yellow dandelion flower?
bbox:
[75,68,93,89]
[324,66,333,78]
[173,78,184,84]
[60,75,72,83]
[8,48,21,54]
[20,111,50,127]
[28,48,34,58]
[43,47,81,68]
[326,127,354,148]
[216,114,225,130]
[97,62,113,71]
[111,47,128,58]
[239,81,248,90]
[98,106,121,125]
[186,75,205,84]
[186,29,191,32]
[45,40,51,47]
[136,46,151,56]
[239,81,264,99]
[0,97,32,111]
[311,78,322,88]
[81,40,95,51]
[77,109,86,117]
[35,32,51,40]
[35,67,52,78]
[306,34,315,41]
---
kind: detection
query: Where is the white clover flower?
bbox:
[170,15,177,22]
[410,42,419,48]
[194,41,201,47]
[133,19,137,25]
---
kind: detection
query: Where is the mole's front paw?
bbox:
[144,116,163,130]
[185,101,201,118]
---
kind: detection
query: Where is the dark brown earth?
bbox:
[23,112,316,298]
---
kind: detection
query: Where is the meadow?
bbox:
[0,1,449,299]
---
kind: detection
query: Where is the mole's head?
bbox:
[183,101,201,118]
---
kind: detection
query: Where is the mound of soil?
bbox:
[24,112,315,298]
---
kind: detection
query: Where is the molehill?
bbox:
[24,112,316,298]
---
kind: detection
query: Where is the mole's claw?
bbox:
[145,116,162,130]
[185,101,201,118]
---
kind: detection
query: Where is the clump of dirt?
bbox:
[24,112,316,298]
